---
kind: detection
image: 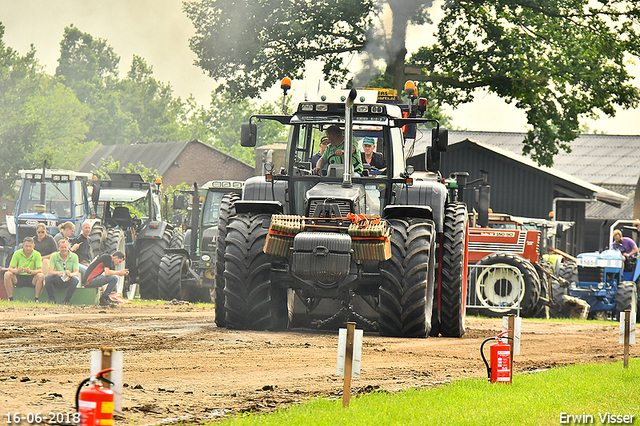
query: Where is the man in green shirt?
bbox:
[44,239,81,304]
[312,125,363,176]
[4,237,45,301]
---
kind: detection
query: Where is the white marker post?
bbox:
[336,322,362,407]
[91,347,123,414]
[619,310,636,369]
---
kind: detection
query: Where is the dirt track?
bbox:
[0,303,635,425]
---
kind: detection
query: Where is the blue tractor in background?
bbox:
[0,168,103,267]
[570,248,639,320]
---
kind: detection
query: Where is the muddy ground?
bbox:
[0,303,635,425]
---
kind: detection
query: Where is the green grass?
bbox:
[218,360,640,426]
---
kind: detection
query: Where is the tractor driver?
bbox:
[611,229,638,271]
[312,125,363,176]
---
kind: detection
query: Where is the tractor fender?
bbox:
[234,201,283,215]
[138,220,173,239]
[383,205,433,222]
[164,247,191,259]
[394,180,447,233]
[243,176,288,211]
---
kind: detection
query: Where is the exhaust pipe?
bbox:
[343,88,357,188]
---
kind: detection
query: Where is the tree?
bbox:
[0,24,90,196]
[56,26,192,145]
[200,90,289,165]
[184,0,378,97]
[184,0,640,166]
[411,0,640,166]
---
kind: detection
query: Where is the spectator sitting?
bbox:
[69,221,93,266]
[4,237,45,302]
[44,239,80,304]
[82,251,128,306]
[53,221,76,246]
[34,223,57,275]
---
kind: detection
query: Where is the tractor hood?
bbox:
[306,182,365,216]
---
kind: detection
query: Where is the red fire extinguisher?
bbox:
[480,331,512,384]
[75,368,115,426]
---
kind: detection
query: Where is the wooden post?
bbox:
[624,310,630,369]
[101,347,113,388]
[508,314,515,382]
[342,322,355,408]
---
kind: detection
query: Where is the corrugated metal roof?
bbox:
[586,184,636,220]
[441,131,640,185]
[78,141,191,175]
[77,139,251,175]
[450,138,628,207]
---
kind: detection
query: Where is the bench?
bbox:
[0,269,100,305]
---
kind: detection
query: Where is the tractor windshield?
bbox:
[18,180,73,218]
[202,191,225,229]
[98,188,160,221]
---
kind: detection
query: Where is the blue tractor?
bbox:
[571,249,639,320]
[0,168,103,267]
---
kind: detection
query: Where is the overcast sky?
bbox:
[1,0,638,135]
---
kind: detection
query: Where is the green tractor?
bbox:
[91,173,175,299]
[215,83,470,338]
[158,180,243,304]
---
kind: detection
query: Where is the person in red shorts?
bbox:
[81,251,128,306]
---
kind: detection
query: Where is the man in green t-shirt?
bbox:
[4,237,45,301]
[44,239,81,304]
[312,125,363,176]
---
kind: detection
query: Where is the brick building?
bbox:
[77,140,254,188]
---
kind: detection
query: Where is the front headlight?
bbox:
[201,254,211,262]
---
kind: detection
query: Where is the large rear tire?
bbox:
[104,228,126,293]
[90,224,105,258]
[438,202,468,337]
[158,253,184,300]
[550,279,568,317]
[223,213,286,330]
[214,193,239,327]
[616,281,637,318]
[137,229,171,299]
[378,219,435,338]
[473,252,541,317]
[104,228,125,254]
[169,230,184,249]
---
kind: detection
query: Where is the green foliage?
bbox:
[218,360,640,426]
[56,26,192,146]
[185,0,640,166]
[91,156,160,182]
[411,0,640,166]
[184,0,378,97]
[0,24,91,197]
[197,91,290,166]
[162,181,191,224]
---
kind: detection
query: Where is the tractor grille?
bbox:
[578,266,604,284]
[308,200,351,217]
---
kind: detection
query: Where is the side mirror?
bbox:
[426,147,440,173]
[241,122,257,147]
[173,193,188,210]
[432,127,448,152]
